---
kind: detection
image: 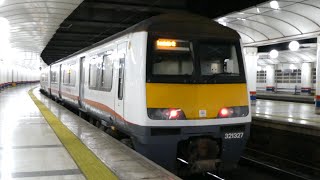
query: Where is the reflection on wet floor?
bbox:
[252,99,320,126]
[0,85,85,180]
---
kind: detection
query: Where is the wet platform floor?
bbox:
[252,99,320,129]
[0,85,85,179]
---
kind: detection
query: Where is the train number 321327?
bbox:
[224,132,244,139]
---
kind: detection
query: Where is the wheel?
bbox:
[120,138,134,149]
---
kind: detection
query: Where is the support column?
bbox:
[244,47,258,101]
[315,37,320,108]
[301,62,312,95]
[266,65,275,92]
[0,64,2,91]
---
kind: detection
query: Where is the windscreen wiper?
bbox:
[214,72,240,76]
[205,72,240,82]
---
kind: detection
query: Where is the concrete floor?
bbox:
[0,85,85,180]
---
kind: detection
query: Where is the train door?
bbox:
[79,56,85,107]
[49,66,52,95]
[59,64,62,98]
[114,42,127,118]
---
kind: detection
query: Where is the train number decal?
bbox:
[224,132,244,139]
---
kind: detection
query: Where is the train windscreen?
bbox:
[147,38,246,84]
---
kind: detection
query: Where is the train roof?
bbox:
[51,13,240,65]
[131,13,240,38]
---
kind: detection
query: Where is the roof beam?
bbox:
[62,20,132,28]
[48,40,93,47]
[82,2,186,14]
[54,32,113,38]
[45,46,83,51]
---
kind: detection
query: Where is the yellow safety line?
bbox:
[28,88,118,180]
[253,112,320,124]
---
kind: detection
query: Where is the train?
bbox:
[40,13,251,175]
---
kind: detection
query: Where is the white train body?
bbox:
[40,14,251,174]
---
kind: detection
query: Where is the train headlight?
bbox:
[217,106,249,118]
[147,108,187,120]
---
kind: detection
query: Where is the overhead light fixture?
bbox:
[218,17,225,22]
[257,66,262,71]
[270,1,280,9]
[217,17,227,26]
[289,64,296,70]
[219,21,227,26]
[289,41,300,51]
[0,0,4,6]
[0,17,10,38]
[256,7,260,13]
[269,49,279,59]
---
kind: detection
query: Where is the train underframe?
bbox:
[129,123,251,176]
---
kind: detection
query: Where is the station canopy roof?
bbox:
[257,47,316,65]
[3,0,320,67]
[1,0,272,66]
[214,0,320,46]
[0,0,83,69]
[214,0,320,65]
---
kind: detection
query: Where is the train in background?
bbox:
[40,13,251,176]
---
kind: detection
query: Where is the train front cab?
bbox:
[130,36,251,175]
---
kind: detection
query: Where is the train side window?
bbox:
[100,54,113,91]
[69,63,76,86]
[51,71,57,83]
[62,69,69,84]
[44,73,48,82]
[89,60,98,88]
[62,63,76,86]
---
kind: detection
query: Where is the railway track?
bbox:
[241,148,319,180]
[182,148,319,180]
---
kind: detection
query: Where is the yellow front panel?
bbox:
[146,83,248,119]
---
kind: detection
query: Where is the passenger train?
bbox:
[40,13,251,175]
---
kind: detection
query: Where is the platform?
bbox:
[0,85,179,180]
[32,86,179,180]
[252,99,320,136]
[256,92,314,104]
[0,85,86,179]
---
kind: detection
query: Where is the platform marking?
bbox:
[28,88,118,180]
[10,169,82,178]
[0,145,63,149]
[253,112,320,124]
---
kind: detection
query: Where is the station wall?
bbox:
[257,62,316,94]
[0,62,39,89]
